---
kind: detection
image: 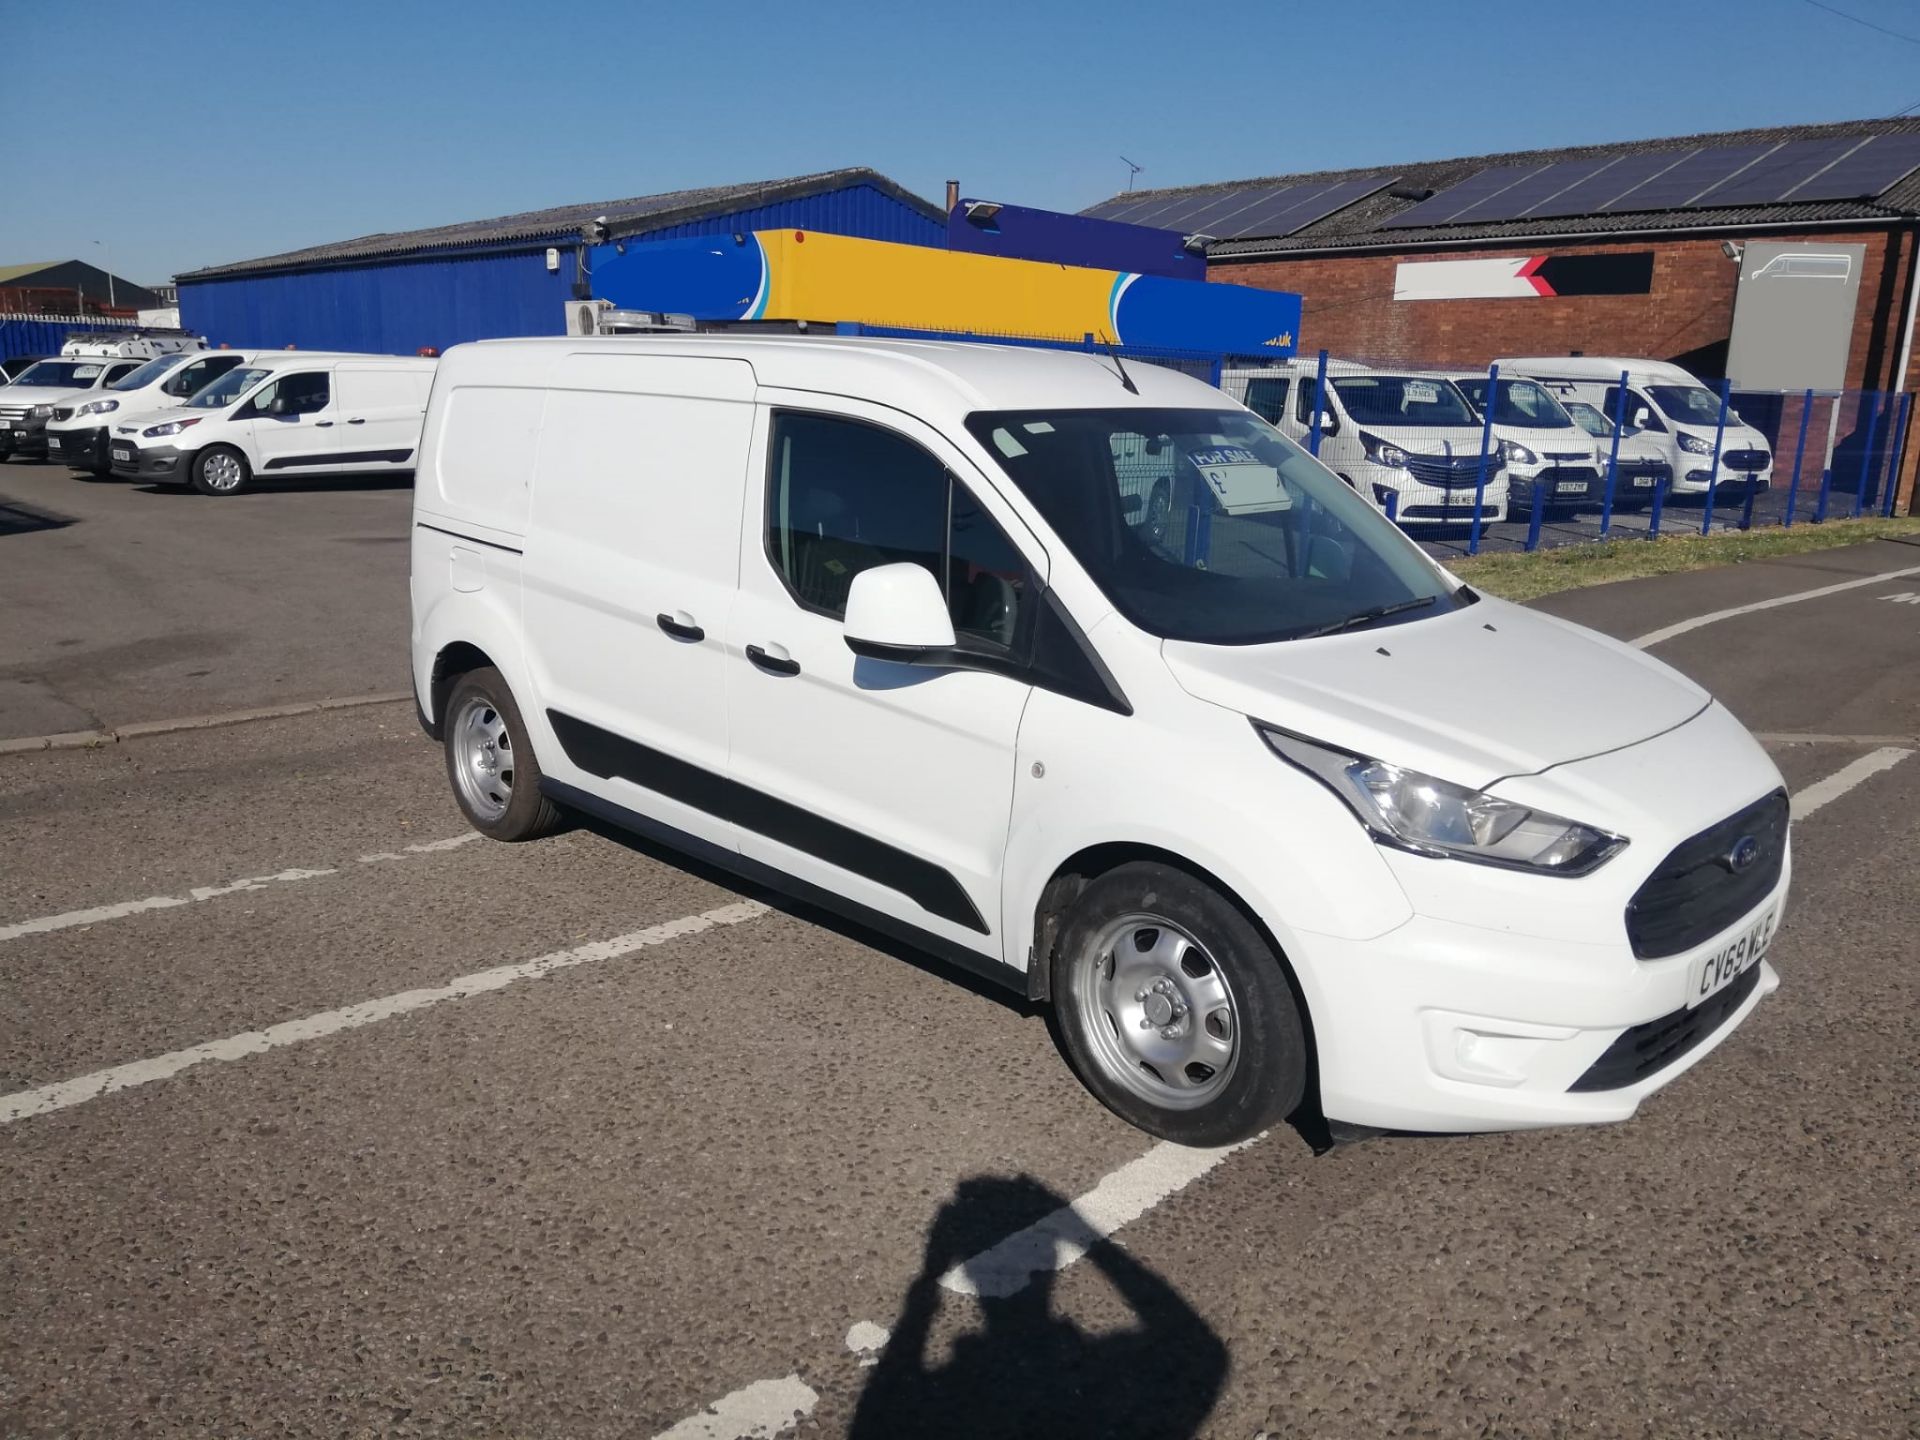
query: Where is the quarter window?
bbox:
[765,411,1029,650]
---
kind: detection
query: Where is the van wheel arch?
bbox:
[424,641,496,741]
[1029,843,1318,1054]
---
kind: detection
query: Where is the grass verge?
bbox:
[1449,515,1920,602]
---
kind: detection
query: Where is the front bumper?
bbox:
[1298,861,1787,1132]
[1509,461,1605,510]
[4,415,50,458]
[108,441,188,483]
[1358,461,1510,525]
[47,426,109,469]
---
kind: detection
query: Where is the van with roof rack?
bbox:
[1222,359,1508,525]
[411,333,1786,1146]
[1501,357,1774,501]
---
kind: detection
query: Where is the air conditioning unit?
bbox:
[564,299,610,336]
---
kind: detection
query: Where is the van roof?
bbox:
[230,352,439,372]
[1499,357,1702,384]
[450,334,1222,412]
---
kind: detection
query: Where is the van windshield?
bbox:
[1563,402,1614,438]
[111,355,187,391]
[1649,384,1728,425]
[189,367,271,408]
[1455,377,1575,429]
[1328,375,1477,428]
[8,361,104,388]
[965,407,1466,645]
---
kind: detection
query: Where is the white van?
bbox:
[1423,370,1608,516]
[411,335,1788,1145]
[45,349,259,474]
[1223,360,1508,524]
[1502,357,1774,499]
[108,352,437,494]
[0,354,149,461]
[1561,399,1672,507]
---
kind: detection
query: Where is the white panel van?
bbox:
[1222,360,1509,525]
[107,352,437,494]
[1501,357,1774,499]
[412,335,1787,1145]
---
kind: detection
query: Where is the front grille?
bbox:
[1405,453,1495,489]
[1722,449,1769,472]
[52,407,73,421]
[1625,790,1788,960]
[0,404,30,422]
[1544,450,1592,462]
[1616,460,1671,483]
[1568,963,1761,1091]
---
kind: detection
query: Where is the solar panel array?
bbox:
[1380,132,1920,230]
[1083,176,1397,240]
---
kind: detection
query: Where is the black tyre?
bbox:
[1051,862,1308,1146]
[442,666,563,842]
[190,445,252,496]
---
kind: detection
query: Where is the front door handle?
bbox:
[656,612,705,642]
[314,420,334,427]
[744,643,800,677]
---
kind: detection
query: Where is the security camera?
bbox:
[1721,240,1744,261]
[583,217,610,245]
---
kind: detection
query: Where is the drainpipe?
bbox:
[1889,224,1920,512]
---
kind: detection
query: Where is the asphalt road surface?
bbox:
[3,460,1918,1438]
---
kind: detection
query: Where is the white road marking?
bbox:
[1756,732,1920,746]
[1879,590,1920,605]
[649,1376,818,1440]
[1629,563,1920,648]
[1792,747,1913,818]
[0,900,768,1124]
[1,832,481,945]
[939,1135,1261,1299]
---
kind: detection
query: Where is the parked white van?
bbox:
[1502,357,1774,498]
[1561,399,1672,507]
[45,349,258,474]
[108,352,437,494]
[411,335,1788,1145]
[1423,370,1607,516]
[0,354,149,461]
[1223,360,1508,524]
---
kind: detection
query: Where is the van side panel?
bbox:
[431,386,547,534]
[517,354,756,853]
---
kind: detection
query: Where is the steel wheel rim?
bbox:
[451,694,514,823]
[203,451,243,492]
[1072,913,1241,1110]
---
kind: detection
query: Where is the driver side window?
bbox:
[764,410,1030,651]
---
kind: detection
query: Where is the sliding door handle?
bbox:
[656,612,705,642]
[744,643,800,677]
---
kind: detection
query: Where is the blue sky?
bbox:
[2,0,1915,285]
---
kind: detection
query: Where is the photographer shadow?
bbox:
[850,1174,1226,1440]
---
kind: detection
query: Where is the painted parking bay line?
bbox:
[1792,746,1912,817]
[0,832,481,945]
[1630,563,1920,649]
[0,900,768,1124]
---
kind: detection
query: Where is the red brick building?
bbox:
[1085,119,1920,511]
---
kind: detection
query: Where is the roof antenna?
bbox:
[1120,155,1144,193]
[1102,337,1140,395]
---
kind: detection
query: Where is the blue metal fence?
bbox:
[0,314,140,362]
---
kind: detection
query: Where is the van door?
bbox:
[723,397,1041,956]
[336,366,434,468]
[521,353,755,855]
[245,370,339,472]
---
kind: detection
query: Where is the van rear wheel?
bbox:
[1051,862,1307,1147]
[191,445,252,496]
[443,666,563,842]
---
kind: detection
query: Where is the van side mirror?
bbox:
[1316,410,1340,436]
[1631,407,1651,429]
[843,563,957,662]
[269,397,292,416]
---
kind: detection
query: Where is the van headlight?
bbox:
[80,398,118,416]
[142,417,202,437]
[1676,432,1714,455]
[1500,439,1539,466]
[1359,430,1411,469]
[1259,726,1628,876]
[32,404,53,417]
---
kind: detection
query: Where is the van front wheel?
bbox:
[1051,862,1308,1147]
[191,445,252,496]
[442,667,563,842]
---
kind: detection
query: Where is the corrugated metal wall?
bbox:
[0,315,139,361]
[178,182,944,355]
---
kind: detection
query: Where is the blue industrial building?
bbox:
[176,168,944,354]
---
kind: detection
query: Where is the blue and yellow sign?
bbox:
[590,230,1300,356]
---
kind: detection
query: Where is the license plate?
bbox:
[47,437,61,450]
[1632,475,1655,488]
[1690,907,1776,1009]
[111,446,133,463]
[1555,481,1587,494]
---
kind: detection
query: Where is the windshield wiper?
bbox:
[1296,594,1438,640]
